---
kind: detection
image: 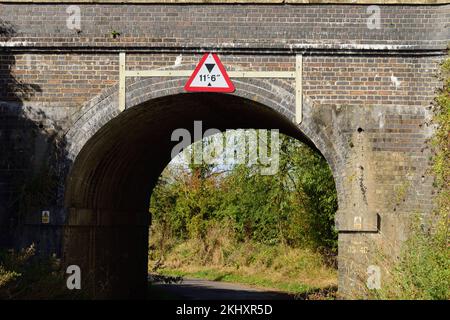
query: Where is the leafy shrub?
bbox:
[149,134,338,254]
[366,55,450,300]
[0,245,84,299]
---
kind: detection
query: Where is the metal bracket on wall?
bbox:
[118,52,303,124]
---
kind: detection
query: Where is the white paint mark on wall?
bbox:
[390,74,401,89]
[25,54,32,69]
[174,54,183,67]
[289,43,414,51]
[0,41,33,47]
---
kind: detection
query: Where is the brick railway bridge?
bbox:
[0,0,448,298]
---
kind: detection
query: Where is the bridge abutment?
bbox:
[63,209,149,298]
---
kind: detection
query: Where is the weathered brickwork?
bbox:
[1,54,120,105]
[2,53,442,108]
[0,1,448,298]
[0,4,448,50]
[304,56,442,107]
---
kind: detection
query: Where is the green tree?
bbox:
[150,132,338,253]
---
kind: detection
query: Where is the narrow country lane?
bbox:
[149,278,295,300]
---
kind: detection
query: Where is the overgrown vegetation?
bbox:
[149,134,338,295]
[366,56,450,300]
[150,134,338,252]
[0,245,83,299]
[150,223,337,297]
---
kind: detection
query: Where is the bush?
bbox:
[149,221,338,292]
[366,55,450,300]
[367,214,449,300]
[149,133,338,254]
[0,245,84,299]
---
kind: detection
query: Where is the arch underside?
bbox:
[66,92,314,212]
[63,86,340,298]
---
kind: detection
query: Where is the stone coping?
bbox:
[0,0,448,5]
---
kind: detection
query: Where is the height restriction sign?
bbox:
[184,53,235,93]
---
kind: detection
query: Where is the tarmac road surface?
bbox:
[149,278,295,300]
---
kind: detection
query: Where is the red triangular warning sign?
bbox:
[184,53,235,93]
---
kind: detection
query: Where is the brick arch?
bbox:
[62,75,345,298]
[66,75,343,182]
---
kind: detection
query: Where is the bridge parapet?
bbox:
[1,1,448,53]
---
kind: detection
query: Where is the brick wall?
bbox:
[304,56,442,107]
[1,53,442,112]
[0,2,447,296]
[1,3,446,112]
[0,4,448,50]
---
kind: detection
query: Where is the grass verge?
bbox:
[149,224,338,300]
[154,266,336,300]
